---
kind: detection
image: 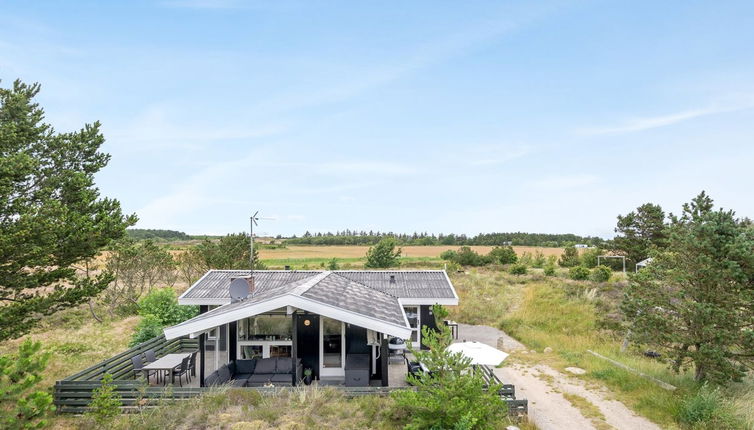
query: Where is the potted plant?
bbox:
[303,368,313,385]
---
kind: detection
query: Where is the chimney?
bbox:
[284,265,291,271]
[389,274,396,284]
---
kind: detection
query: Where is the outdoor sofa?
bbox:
[204,357,303,387]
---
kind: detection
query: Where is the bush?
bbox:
[590,265,612,282]
[0,339,55,430]
[326,258,340,270]
[569,266,590,280]
[559,246,581,267]
[543,264,556,276]
[678,385,744,429]
[509,263,528,275]
[130,314,164,346]
[137,287,198,326]
[87,373,122,425]
[487,246,517,265]
[453,247,489,266]
[440,250,458,261]
[580,247,602,268]
[365,238,402,268]
[532,250,546,268]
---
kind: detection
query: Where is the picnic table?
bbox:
[142,352,191,385]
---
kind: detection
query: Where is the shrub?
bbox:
[559,246,581,267]
[453,247,489,266]
[138,287,198,326]
[487,246,517,265]
[365,238,402,268]
[532,250,546,268]
[440,250,458,261]
[87,373,122,425]
[130,314,164,346]
[590,265,612,282]
[678,385,744,429]
[509,263,528,275]
[0,339,55,430]
[326,258,340,270]
[580,247,602,268]
[543,264,556,276]
[569,266,590,280]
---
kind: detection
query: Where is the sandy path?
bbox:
[456,323,660,430]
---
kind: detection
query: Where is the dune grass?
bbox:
[449,268,753,429]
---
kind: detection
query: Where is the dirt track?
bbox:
[456,323,660,430]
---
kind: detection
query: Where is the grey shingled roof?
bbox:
[335,270,456,298]
[302,273,405,326]
[167,271,405,334]
[181,270,321,300]
[180,270,455,302]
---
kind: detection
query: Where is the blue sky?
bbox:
[2,1,753,237]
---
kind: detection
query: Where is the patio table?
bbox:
[142,352,191,385]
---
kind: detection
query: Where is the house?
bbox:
[163,270,458,387]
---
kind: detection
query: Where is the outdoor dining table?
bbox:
[142,352,191,385]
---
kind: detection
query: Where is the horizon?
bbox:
[2,1,753,238]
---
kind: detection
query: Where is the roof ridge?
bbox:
[328,272,399,299]
[289,271,331,296]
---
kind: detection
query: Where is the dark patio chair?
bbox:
[144,349,163,383]
[188,351,198,377]
[172,356,190,387]
[132,354,158,384]
[405,356,424,384]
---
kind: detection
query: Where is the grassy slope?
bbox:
[447,268,753,429]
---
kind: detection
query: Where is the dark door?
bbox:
[295,314,320,379]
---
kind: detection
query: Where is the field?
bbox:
[257,245,566,269]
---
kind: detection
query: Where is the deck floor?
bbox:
[145,357,409,388]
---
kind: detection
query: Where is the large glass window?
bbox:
[322,317,343,368]
[238,315,293,341]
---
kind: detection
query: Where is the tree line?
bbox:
[285,230,606,247]
[126,228,191,241]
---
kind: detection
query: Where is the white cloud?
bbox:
[577,102,754,136]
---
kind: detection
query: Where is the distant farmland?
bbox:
[258,245,566,260]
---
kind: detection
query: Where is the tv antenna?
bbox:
[249,211,276,276]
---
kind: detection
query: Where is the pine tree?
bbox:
[622,192,754,383]
[0,80,136,341]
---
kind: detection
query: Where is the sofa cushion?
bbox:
[230,379,247,387]
[235,359,256,374]
[275,357,292,374]
[247,374,273,384]
[204,370,220,386]
[271,374,293,383]
[234,373,253,380]
[218,365,232,383]
[254,358,277,374]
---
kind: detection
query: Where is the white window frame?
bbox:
[319,318,345,378]
[403,306,421,346]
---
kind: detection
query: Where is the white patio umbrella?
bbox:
[446,341,509,366]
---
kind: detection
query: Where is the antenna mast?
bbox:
[249,211,276,277]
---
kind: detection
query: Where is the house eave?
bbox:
[165,294,412,340]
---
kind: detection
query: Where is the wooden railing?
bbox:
[54,335,199,413]
[477,365,529,417]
